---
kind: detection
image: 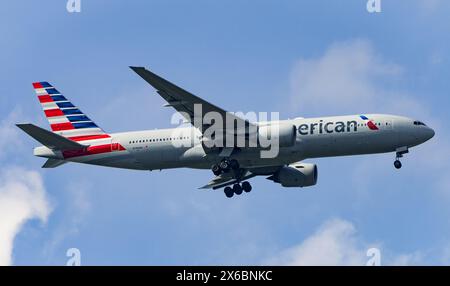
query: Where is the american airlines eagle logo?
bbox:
[360,115,379,130]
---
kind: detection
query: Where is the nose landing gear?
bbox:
[394,147,408,170]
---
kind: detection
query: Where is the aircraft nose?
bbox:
[420,126,435,142]
[427,127,435,140]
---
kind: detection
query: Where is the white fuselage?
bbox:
[51,114,434,171]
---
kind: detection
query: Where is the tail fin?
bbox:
[32,82,110,141]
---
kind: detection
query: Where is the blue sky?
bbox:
[1,0,450,265]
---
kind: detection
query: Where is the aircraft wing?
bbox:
[130,67,256,136]
[199,170,256,190]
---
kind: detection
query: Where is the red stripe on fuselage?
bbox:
[44,109,64,117]
[38,95,53,103]
[51,122,74,131]
[62,143,126,159]
[68,134,111,141]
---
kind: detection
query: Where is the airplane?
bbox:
[17,67,435,198]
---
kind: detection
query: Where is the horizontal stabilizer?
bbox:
[42,158,67,168]
[16,123,87,150]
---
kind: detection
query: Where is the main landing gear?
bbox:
[211,159,252,198]
[224,181,252,198]
[211,159,239,176]
[394,147,409,170]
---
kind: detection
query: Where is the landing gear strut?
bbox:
[394,147,408,170]
[212,159,251,198]
[223,181,252,198]
[219,160,230,171]
[212,164,221,176]
[212,159,240,175]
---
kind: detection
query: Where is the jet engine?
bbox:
[257,123,297,147]
[268,163,318,187]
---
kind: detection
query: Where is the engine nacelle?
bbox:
[258,123,296,147]
[268,163,318,187]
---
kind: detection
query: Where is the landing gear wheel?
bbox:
[224,186,234,198]
[219,160,230,172]
[394,147,408,170]
[242,181,252,193]
[212,164,221,176]
[394,160,402,169]
[233,184,243,195]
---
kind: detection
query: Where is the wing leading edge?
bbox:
[129,66,256,135]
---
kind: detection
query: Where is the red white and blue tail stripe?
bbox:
[32,82,111,142]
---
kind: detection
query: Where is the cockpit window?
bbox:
[413,121,426,126]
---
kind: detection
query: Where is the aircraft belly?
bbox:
[227,147,304,169]
[132,144,198,170]
[302,131,399,158]
[67,151,147,170]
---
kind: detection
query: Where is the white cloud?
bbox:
[389,252,424,266]
[0,109,52,265]
[289,38,444,127]
[265,218,423,266]
[0,167,51,265]
[42,180,92,262]
[0,108,24,159]
[266,218,367,265]
[290,39,403,116]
